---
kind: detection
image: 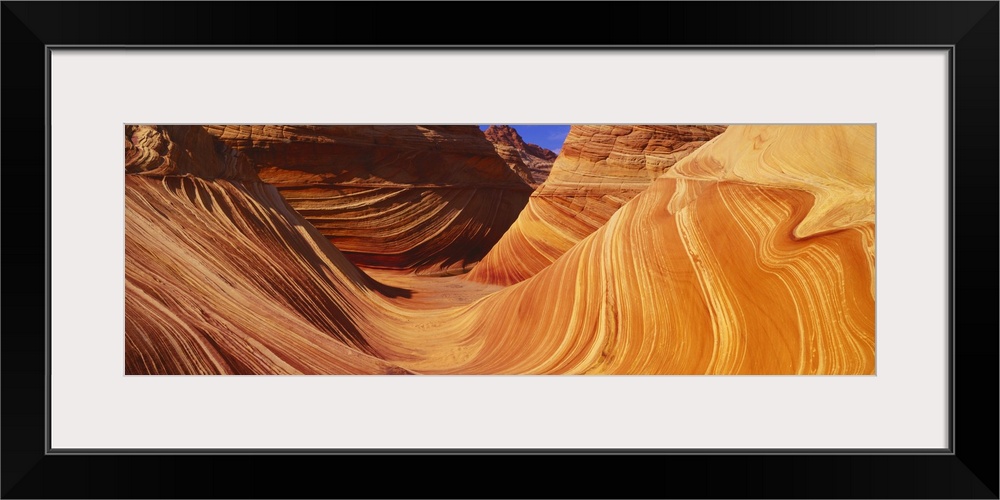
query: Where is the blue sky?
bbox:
[480,125,571,154]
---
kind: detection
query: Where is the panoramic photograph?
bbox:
[124,124,875,375]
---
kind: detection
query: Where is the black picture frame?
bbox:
[3,2,997,498]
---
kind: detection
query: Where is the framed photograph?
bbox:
[3,2,996,498]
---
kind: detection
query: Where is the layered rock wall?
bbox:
[205,125,533,274]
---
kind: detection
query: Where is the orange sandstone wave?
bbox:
[373,125,876,374]
[125,124,875,375]
[125,175,415,375]
[125,126,409,374]
[465,125,727,286]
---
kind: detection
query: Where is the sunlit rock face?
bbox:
[204,125,533,275]
[421,125,876,374]
[125,124,875,375]
[482,125,558,188]
[465,125,727,286]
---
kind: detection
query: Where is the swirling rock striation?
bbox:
[466,125,727,286]
[405,125,875,374]
[125,126,409,374]
[204,125,533,275]
[126,125,258,181]
[125,124,875,375]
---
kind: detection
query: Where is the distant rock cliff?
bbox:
[483,125,558,188]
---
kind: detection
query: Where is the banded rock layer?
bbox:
[466,125,726,285]
[205,125,533,275]
[125,126,409,374]
[400,125,875,374]
[125,125,875,375]
[126,125,258,181]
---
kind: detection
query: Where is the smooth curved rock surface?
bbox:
[126,124,875,375]
[124,127,410,374]
[394,125,876,374]
[125,176,419,375]
[466,125,727,285]
[204,125,533,275]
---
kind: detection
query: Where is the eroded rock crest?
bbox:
[482,125,558,187]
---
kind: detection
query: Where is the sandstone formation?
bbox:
[482,125,558,187]
[466,125,727,286]
[412,125,875,374]
[126,125,258,181]
[125,124,875,375]
[204,125,533,275]
[125,126,410,374]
